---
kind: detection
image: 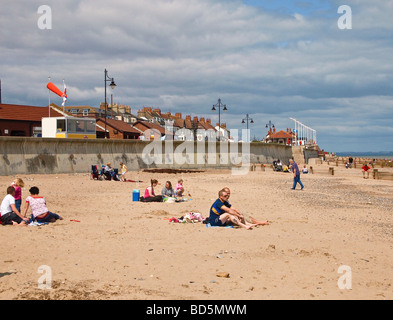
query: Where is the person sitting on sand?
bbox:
[362,163,370,179]
[222,187,269,226]
[0,186,28,226]
[302,165,309,174]
[161,181,175,198]
[103,162,114,180]
[141,179,163,202]
[208,189,258,230]
[23,186,63,223]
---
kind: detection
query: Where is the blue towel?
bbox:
[206,223,233,228]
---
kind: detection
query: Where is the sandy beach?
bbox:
[0,163,392,300]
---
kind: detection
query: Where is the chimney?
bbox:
[186,115,191,120]
[200,117,205,123]
[206,118,211,124]
[221,123,226,129]
[153,108,161,115]
[193,116,198,122]
[175,113,182,119]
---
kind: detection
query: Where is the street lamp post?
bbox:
[241,114,254,142]
[104,69,116,139]
[212,98,227,141]
[265,120,275,142]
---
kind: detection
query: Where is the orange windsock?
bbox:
[47,82,65,98]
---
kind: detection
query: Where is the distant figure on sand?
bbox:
[23,186,63,223]
[302,165,309,174]
[362,163,370,179]
[289,159,304,190]
[209,189,258,230]
[222,187,269,226]
[1,186,28,226]
[120,162,128,182]
[348,156,353,168]
[11,178,25,213]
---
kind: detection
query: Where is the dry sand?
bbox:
[0,163,392,300]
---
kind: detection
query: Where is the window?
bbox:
[83,109,89,116]
[57,119,66,132]
[71,109,78,115]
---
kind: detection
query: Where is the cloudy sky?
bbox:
[1,0,392,152]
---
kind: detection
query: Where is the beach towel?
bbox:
[28,221,49,227]
[163,197,176,203]
[206,223,233,228]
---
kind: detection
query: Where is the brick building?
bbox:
[0,103,63,137]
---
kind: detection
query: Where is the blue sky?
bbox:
[1,0,393,153]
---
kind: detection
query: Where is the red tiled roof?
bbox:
[96,117,140,134]
[199,121,216,131]
[0,104,64,121]
[270,130,294,139]
[133,120,173,136]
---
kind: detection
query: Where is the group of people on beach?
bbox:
[0,178,63,226]
[1,158,302,229]
[101,162,128,181]
[345,156,373,179]
[140,178,186,202]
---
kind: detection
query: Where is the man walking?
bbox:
[289,158,304,190]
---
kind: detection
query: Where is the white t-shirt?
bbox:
[1,194,15,216]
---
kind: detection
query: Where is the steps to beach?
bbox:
[292,146,305,164]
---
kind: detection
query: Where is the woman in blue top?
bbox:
[209,189,256,230]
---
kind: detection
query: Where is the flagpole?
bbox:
[48,76,51,117]
[62,79,65,114]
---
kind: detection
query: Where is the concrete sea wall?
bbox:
[0,137,298,176]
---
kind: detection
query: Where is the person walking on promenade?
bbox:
[289,158,304,190]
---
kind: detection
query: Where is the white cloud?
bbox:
[0,0,393,152]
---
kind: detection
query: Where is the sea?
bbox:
[336,153,393,160]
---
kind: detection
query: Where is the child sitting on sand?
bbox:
[22,186,63,223]
[175,179,184,197]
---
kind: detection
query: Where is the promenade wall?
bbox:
[0,137,303,176]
